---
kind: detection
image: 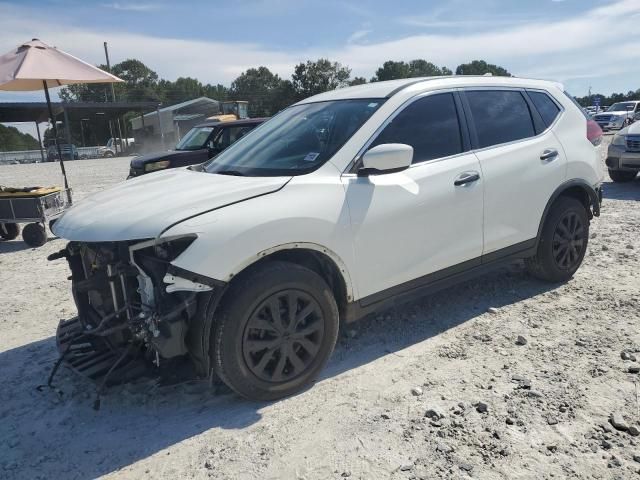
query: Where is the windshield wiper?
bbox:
[215,170,245,176]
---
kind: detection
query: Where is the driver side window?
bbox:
[369,93,464,164]
[209,129,230,151]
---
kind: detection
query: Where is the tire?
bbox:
[22,223,47,247]
[525,196,589,282]
[104,152,114,158]
[0,223,20,240]
[212,261,339,401]
[609,169,637,183]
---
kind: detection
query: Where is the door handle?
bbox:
[540,149,559,161]
[454,171,480,186]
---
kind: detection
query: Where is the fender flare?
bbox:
[535,179,601,245]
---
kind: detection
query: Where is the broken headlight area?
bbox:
[50,236,216,392]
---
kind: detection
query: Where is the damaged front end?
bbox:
[50,236,223,389]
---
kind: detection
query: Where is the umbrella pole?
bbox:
[43,80,72,203]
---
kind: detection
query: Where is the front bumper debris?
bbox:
[56,316,148,384]
[47,239,220,398]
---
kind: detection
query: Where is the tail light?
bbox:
[587,119,603,146]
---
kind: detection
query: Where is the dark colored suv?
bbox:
[128,117,267,178]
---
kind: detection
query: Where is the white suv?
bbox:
[51,77,604,400]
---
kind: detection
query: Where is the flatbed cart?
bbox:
[0,187,72,247]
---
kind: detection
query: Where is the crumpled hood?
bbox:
[53,168,290,241]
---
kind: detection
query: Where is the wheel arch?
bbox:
[186,243,354,376]
[231,242,354,307]
[536,179,600,246]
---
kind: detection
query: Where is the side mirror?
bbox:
[358,143,413,176]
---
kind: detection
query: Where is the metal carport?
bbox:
[0,101,158,162]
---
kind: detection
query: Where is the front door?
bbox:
[343,92,484,302]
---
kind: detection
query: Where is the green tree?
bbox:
[203,83,231,102]
[230,66,287,116]
[159,77,205,104]
[372,61,410,82]
[454,60,511,77]
[271,79,298,114]
[0,124,40,151]
[371,60,451,82]
[59,59,161,103]
[349,76,367,86]
[111,59,160,102]
[59,64,112,102]
[291,59,351,98]
[574,88,640,107]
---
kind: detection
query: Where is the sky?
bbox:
[1,0,640,138]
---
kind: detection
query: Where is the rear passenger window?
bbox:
[370,93,463,164]
[466,90,535,149]
[528,91,561,127]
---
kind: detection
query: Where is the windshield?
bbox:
[176,126,215,150]
[204,99,384,177]
[607,102,636,112]
[106,138,114,148]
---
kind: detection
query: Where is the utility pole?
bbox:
[103,41,124,155]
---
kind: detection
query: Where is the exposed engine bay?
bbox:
[48,237,223,400]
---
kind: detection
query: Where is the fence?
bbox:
[0,146,103,165]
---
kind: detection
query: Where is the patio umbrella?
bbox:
[0,39,123,195]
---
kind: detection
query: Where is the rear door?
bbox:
[461,88,566,255]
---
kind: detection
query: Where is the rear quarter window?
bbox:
[465,90,536,149]
[528,91,561,127]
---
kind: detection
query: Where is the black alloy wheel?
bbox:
[552,211,586,270]
[525,196,590,282]
[242,290,325,383]
[212,261,339,401]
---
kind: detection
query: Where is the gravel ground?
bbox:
[1,141,640,480]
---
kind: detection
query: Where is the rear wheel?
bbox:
[0,223,20,240]
[22,223,47,247]
[609,169,637,183]
[526,196,589,282]
[212,261,339,401]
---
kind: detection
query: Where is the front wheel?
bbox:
[609,169,637,183]
[525,196,589,282]
[212,261,339,401]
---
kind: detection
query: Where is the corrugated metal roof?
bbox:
[173,113,205,122]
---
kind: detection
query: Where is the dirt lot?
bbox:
[1,142,640,480]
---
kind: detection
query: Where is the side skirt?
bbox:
[343,239,536,323]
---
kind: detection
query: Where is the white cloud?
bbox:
[0,0,638,99]
[347,29,371,44]
[101,2,159,12]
